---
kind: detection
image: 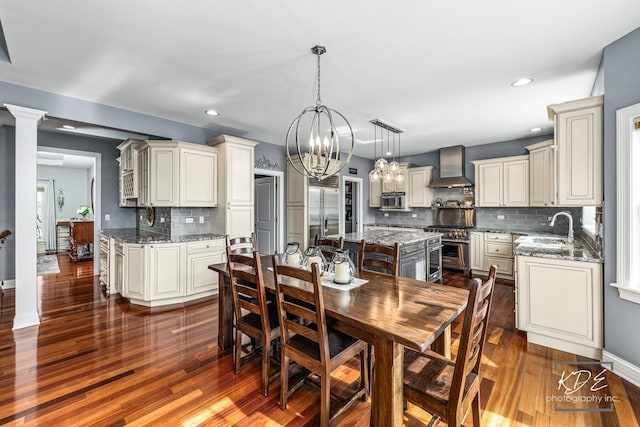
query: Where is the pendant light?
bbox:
[370,119,404,183]
[369,125,382,182]
[286,45,354,180]
[395,132,405,183]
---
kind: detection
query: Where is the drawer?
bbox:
[484,242,512,257]
[485,255,514,276]
[484,232,511,242]
[187,239,225,254]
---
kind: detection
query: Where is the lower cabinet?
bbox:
[470,231,515,280]
[121,239,225,306]
[516,255,603,359]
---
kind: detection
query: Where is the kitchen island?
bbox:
[100,229,225,307]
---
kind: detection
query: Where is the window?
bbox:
[612,103,640,304]
[582,206,596,238]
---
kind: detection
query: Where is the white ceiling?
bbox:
[0,1,639,158]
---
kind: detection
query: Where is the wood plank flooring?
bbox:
[0,256,638,426]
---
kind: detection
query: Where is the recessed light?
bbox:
[62,124,76,130]
[511,78,533,87]
[529,127,543,133]
[204,109,219,116]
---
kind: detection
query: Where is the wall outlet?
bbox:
[104,214,110,221]
[139,215,143,220]
[160,217,165,223]
[497,215,505,220]
[548,216,552,221]
[185,217,194,223]
[199,216,205,224]
[411,213,417,218]
[384,213,389,217]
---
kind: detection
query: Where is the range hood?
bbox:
[429,145,473,188]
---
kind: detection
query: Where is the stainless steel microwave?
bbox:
[381,192,409,211]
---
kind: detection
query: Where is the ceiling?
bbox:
[0,1,639,159]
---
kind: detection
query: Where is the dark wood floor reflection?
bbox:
[0,256,638,426]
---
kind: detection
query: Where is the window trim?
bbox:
[611,103,640,304]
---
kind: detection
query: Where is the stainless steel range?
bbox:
[425,206,475,273]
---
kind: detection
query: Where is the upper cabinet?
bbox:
[547,95,603,206]
[117,139,144,207]
[382,163,409,193]
[472,155,529,207]
[407,166,434,208]
[369,177,382,207]
[135,140,218,208]
[525,139,555,207]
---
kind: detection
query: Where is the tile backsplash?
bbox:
[137,207,211,237]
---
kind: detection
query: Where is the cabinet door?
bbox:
[287,162,307,206]
[369,177,382,207]
[149,147,179,206]
[137,148,149,207]
[529,147,554,207]
[503,159,529,206]
[286,206,307,249]
[180,148,217,207]
[476,163,503,207]
[226,205,254,240]
[114,250,124,294]
[227,143,254,205]
[148,243,184,299]
[123,244,147,301]
[395,167,408,192]
[556,106,603,206]
[187,252,224,294]
[408,169,427,207]
[470,232,485,271]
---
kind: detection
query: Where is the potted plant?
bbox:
[76,205,91,219]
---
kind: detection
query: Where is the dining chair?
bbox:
[402,265,497,427]
[226,232,257,255]
[358,240,400,277]
[314,235,344,262]
[226,247,281,397]
[272,255,369,426]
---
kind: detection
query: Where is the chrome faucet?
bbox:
[549,211,574,244]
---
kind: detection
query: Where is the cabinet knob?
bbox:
[206,245,210,248]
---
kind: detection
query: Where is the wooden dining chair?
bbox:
[358,240,400,277]
[402,265,497,427]
[314,235,344,262]
[272,255,368,426]
[226,247,281,397]
[226,232,257,255]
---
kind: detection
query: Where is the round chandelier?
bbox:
[286,45,354,180]
[369,119,404,183]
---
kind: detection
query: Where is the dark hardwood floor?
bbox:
[0,256,638,426]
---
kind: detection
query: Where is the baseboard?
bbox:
[602,350,640,388]
[1,279,15,289]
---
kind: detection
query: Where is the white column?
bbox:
[5,104,47,330]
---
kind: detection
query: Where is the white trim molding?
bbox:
[254,168,285,254]
[602,350,640,389]
[1,279,15,289]
[612,102,640,304]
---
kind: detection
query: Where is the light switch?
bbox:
[384,213,389,217]
[199,216,205,224]
[411,214,417,218]
[185,217,194,223]
[160,217,165,223]
[104,214,110,221]
[497,215,505,220]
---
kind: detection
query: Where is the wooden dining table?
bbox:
[209,256,468,427]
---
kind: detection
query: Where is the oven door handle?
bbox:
[428,244,444,251]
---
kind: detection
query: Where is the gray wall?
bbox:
[0,126,15,283]
[37,165,90,221]
[602,27,640,366]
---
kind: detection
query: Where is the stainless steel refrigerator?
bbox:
[308,187,340,247]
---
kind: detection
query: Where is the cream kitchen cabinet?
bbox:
[207,135,257,238]
[516,255,603,359]
[136,140,218,208]
[186,239,225,294]
[472,155,529,207]
[148,243,184,300]
[123,243,147,301]
[547,96,603,206]
[381,163,409,193]
[117,139,144,207]
[407,166,434,208]
[526,139,555,207]
[470,231,515,280]
[369,177,382,207]
[469,232,485,271]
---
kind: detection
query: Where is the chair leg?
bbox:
[472,393,481,426]
[280,354,289,410]
[320,371,331,426]
[261,338,270,397]
[234,329,242,375]
[367,344,375,395]
[360,348,369,401]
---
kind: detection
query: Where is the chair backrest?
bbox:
[449,264,497,414]
[358,240,400,277]
[314,235,344,261]
[226,247,270,333]
[272,255,330,366]
[226,233,256,255]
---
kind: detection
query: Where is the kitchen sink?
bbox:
[515,235,573,250]
[530,236,571,245]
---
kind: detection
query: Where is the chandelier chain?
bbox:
[315,52,322,107]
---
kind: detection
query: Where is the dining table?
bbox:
[209,256,469,427]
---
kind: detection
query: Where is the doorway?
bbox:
[254,168,284,254]
[341,176,363,234]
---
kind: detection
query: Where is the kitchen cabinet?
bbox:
[547,95,603,206]
[114,241,124,295]
[407,166,434,208]
[117,139,143,207]
[526,139,555,207]
[123,243,147,301]
[470,231,515,280]
[68,220,93,262]
[369,177,382,207]
[470,231,484,271]
[381,163,409,193]
[186,239,225,294]
[207,135,257,238]
[148,243,184,300]
[136,140,218,208]
[99,233,114,292]
[472,155,529,207]
[399,242,426,281]
[516,255,603,359]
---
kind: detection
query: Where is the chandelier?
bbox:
[286,45,354,180]
[369,119,404,183]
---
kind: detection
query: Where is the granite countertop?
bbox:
[513,234,603,263]
[101,228,225,244]
[327,230,442,247]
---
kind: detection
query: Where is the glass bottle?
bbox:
[328,249,356,284]
[282,242,303,266]
[302,246,327,275]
